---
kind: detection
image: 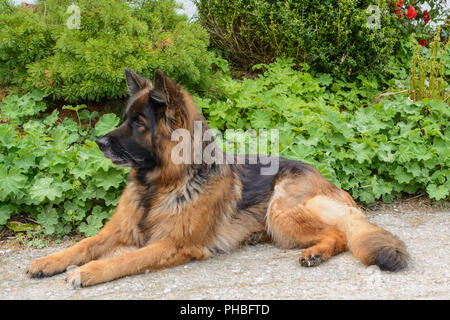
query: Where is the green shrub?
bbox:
[0,90,127,236]
[0,1,54,86]
[195,0,397,77]
[196,58,449,203]
[0,0,216,102]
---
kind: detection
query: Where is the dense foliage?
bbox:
[197,58,449,203]
[0,91,127,236]
[1,56,447,236]
[0,0,216,102]
[0,1,448,239]
[195,0,398,77]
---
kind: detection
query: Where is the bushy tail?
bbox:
[308,196,409,271]
[343,213,409,271]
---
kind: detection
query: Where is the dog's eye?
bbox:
[134,118,146,127]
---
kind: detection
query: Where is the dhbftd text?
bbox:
[171,121,280,175]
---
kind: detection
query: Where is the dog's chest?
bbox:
[136,185,216,244]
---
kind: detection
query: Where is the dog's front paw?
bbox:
[26,255,66,278]
[65,261,105,288]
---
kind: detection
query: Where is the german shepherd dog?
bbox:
[26,69,408,287]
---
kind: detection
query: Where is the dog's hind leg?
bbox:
[267,196,347,267]
[266,174,408,271]
[298,226,347,267]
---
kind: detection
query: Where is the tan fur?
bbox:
[264,171,407,269]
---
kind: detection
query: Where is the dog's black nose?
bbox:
[96,137,109,151]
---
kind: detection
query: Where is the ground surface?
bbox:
[0,206,448,300]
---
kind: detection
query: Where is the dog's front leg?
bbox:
[26,226,120,278]
[65,240,209,287]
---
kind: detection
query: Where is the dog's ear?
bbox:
[124,68,152,95]
[150,69,188,129]
[150,69,179,105]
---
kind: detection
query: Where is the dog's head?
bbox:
[96,69,196,169]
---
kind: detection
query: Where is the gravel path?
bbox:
[0,209,448,300]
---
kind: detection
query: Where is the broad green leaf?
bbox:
[78,143,114,171]
[37,207,59,235]
[94,114,120,137]
[15,151,36,171]
[0,205,13,226]
[351,142,373,164]
[426,184,449,201]
[93,169,125,191]
[250,109,272,129]
[393,166,413,184]
[78,206,111,236]
[63,200,87,223]
[316,73,333,86]
[43,109,60,127]
[0,166,27,197]
[0,124,16,149]
[29,177,64,203]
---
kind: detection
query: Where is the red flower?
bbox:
[423,10,430,24]
[419,39,427,47]
[392,0,404,18]
[407,5,417,19]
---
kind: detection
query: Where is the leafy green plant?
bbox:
[14,232,51,249]
[409,29,450,102]
[0,89,48,123]
[196,58,449,203]
[0,90,127,235]
[0,59,448,239]
[0,0,54,86]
